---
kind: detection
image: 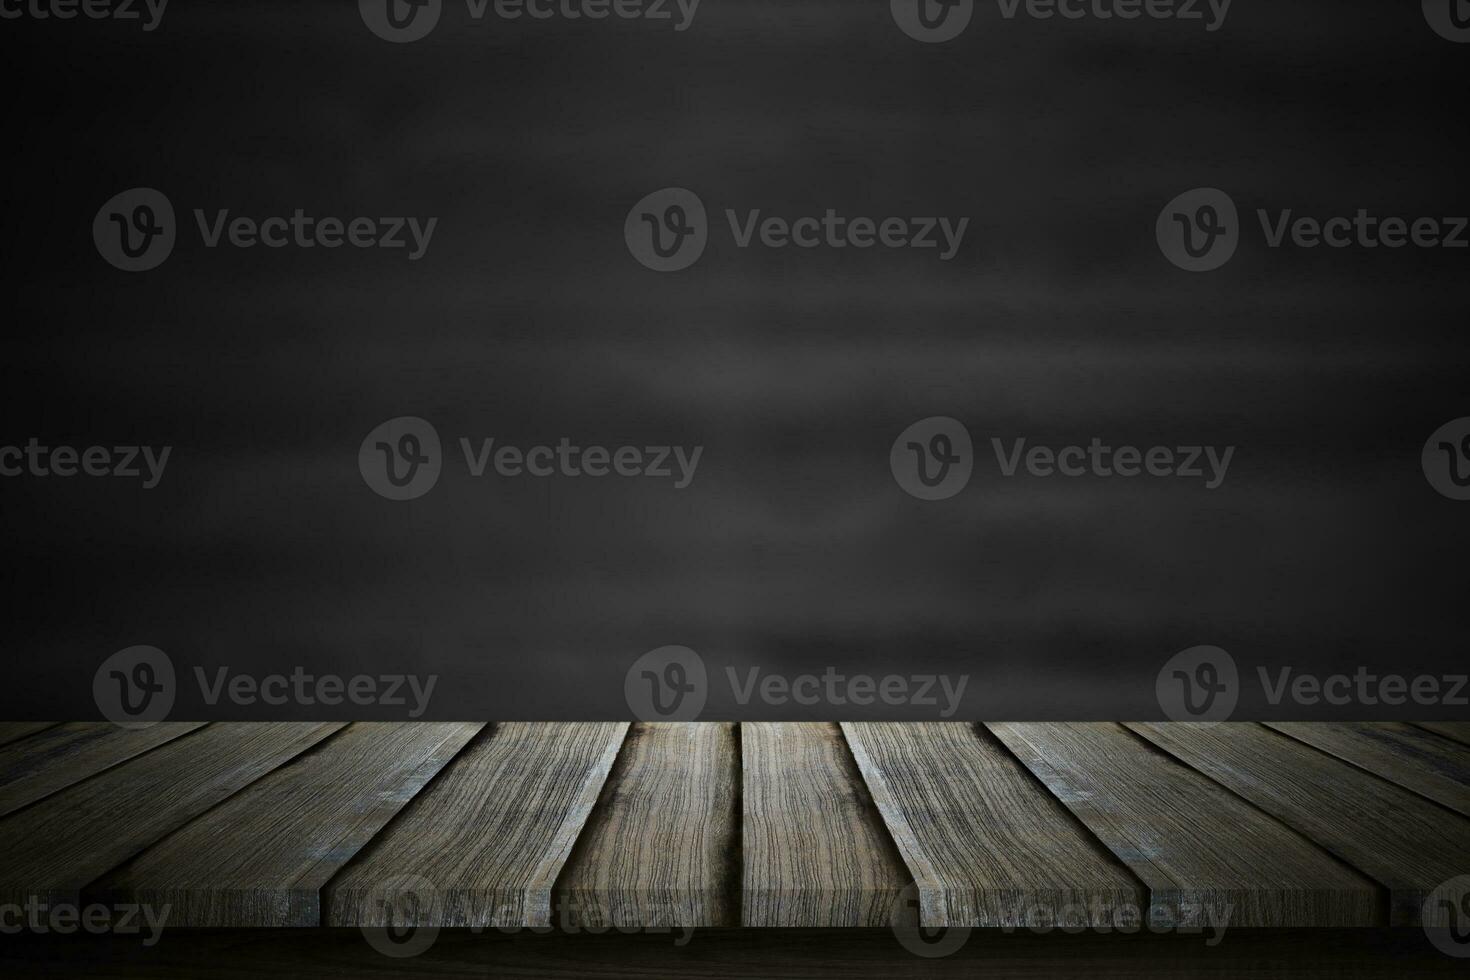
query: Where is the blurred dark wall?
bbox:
[1,0,1466,719]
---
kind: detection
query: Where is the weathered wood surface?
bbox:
[326,722,629,929]
[842,722,1145,928]
[742,722,910,926]
[0,722,206,818]
[1129,722,1470,925]
[0,720,1465,931]
[556,722,738,927]
[0,723,343,907]
[0,723,58,748]
[1265,722,1470,817]
[91,722,483,926]
[1415,722,1470,747]
[989,722,1381,926]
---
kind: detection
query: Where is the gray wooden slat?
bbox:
[1266,722,1470,817]
[742,723,909,927]
[0,723,59,748]
[326,722,629,928]
[989,722,1381,927]
[0,722,344,907]
[0,722,207,817]
[841,722,1144,928]
[90,722,483,926]
[1130,722,1470,925]
[1416,722,1470,748]
[556,722,737,927]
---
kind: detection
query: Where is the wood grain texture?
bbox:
[556,722,737,927]
[742,722,910,926]
[90,722,483,926]
[989,723,1381,926]
[1416,723,1470,747]
[0,723,58,748]
[1266,722,1470,817]
[1129,722,1470,925]
[326,722,629,928]
[0,722,343,907]
[841,722,1145,928]
[0,722,206,817]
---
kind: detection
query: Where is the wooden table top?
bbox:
[0,721,1466,930]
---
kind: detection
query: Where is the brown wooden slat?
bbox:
[556,722,737,928]
[841,722,1144,928]
[742,722,909,926]
[326,722,629,928]
[0,722,207,817]
[1416,722,1470,748]
[1130,722,1470,925]
[1266,722,1470,817]
[0,722,343,907]
[0,723,59,748]
[90,722,483,926]
[989,722,1381,926]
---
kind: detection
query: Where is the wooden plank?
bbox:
[3,926,1462,980]
[556,722,737,927]
[1266,722,1470,817]
[90,722,483,926]
[742,722,909,927]
[1129,722,1470,925]
[326,722,629,929]
[0,723,58,748]
[988,722,1380,927]
[0,722,343,907]
[841,722,1144,928]
[1416,722,1470,748]
[0,722,206,817]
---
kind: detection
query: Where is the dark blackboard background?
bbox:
[1,0,1466,720]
